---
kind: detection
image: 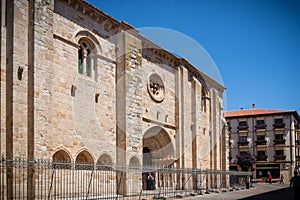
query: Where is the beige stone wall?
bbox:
[0,0,7,157]
[36,4,118,162]
[1,0,30,158]
[1,0,227,178]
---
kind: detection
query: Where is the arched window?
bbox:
[78,39,95,78]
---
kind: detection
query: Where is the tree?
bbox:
[236,151,255,171]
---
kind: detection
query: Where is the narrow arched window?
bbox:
[78,48,83,74]
[78,39,94,77]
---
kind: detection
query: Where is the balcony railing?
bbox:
[256,155,268,161]
[237,140,249,146]
[237,125,249,131]
[255,140,267,145]
[274,155,286,161]
[273,123,285,129]
[255,124,267,130]
[273,139,286,145]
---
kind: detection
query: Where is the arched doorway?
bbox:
[142,126,175,190]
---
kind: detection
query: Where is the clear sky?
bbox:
[87,0,300,112]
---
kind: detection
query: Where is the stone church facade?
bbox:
[1,0,227,193]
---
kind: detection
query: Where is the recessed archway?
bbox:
[75,150,94,170]
[53,149,72,169]
[53,150,71,162]
[142,126,175,190]
[143,126,174,167]
[97,153,113,170]
[129,156,140,168]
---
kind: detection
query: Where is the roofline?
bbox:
[225,110,300,122]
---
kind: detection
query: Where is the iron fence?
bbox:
[0,158,251,199]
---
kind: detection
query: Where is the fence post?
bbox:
[199,170,203,195]
[193,169,197,191]
[6,158,13,200]
[28,159,35,199]
[205,169,209,194]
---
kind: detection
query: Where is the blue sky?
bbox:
[87,0,300,112]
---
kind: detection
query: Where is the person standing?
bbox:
[280,174,284,184]
[269,174,272,184]
[147,173,155,190]
[290,171,300,200]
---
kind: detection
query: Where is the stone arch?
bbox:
[74,30,101,52]
[52,149,72,169]
[129,156,140,168]
[96,152,113,170]
[75,30,101,80]
[143,126,175,167]
[53,149,72,162]
[75,149,94,170]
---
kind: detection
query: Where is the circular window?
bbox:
[147,73,165,102]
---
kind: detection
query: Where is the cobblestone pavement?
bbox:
[187,183,292,200]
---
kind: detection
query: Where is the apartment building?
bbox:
[225,105,300,181]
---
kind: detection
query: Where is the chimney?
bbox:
[252,104,256,109]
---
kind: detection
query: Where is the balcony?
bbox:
[255,124,267,130]
[273,123,285,129]
[273,139,286,145]
[255,140,267,145]
[256,155,268,161]
[237,125,249,131]
[274,155,286,161]
[237,140,249,146]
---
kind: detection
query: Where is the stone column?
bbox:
[5,1,14,199]
[175,65,182,189]
[31,0,54,197]
[90,54,95,80]
[82,49,87,76]
[116,31,142,195]
[192,77,201,170]
[180,65,191,188]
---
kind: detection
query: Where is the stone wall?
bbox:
[1,0,227,193]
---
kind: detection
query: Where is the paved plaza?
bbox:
[187,183,292,200]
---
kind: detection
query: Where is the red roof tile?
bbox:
[224,108,296,118]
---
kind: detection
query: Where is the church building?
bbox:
[1,0,228,195]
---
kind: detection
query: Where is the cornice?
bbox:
[56,0,225,92]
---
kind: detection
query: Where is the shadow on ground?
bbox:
[238,187,293,200]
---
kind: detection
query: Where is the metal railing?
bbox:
[0,157,251,199]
